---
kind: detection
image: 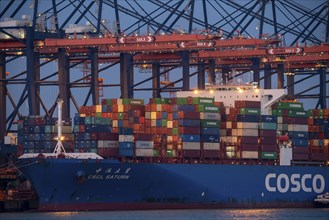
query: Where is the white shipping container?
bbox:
[203,142,220,150]
[167,144,174,150]
[225,108,230,114]
[135,141,154,149]
[237,129,258,136]
[145,112,151,119]
[288,124,308,132]
[241,151,258,159]
[232,129,237,136]
[226,121,232,129]
[151,120,156,127]
[200,112,221,120]
[182,142,201,150]
[220,129,227,136]
[119,135,134,142]
[277,117,283,124]
[98,140,118,148]
[156,104,162,112]
[237,122,259,129]
[116,99,123,105]
[136,149,154,157]
[225,136,238,143]
[4,136,16,145]
[167,121,173,128]
[112,120,118,128]
[167,136,173,142]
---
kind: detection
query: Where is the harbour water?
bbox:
[1,209,329,220]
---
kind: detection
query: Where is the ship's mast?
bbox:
[53,99,66,155]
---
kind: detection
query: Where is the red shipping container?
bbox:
[112,105,118,112]
[259,129,277,137]
[311,153,327,161]
[203,150,221,158]
[79,125,85,133]
[139,117,145,124]
[134,133,153,141]
[112,127,118,133]
[235,100,261,108]
[261,144,277,152]
[162,104,168,112]
[240,143,259,151]
[220,122,226,129]
[178,111,200,119]
[101,99,107,105]
[111,99,118,104]
[183,149,200,158]
[150,104,157,112]
[238,136,258,144]
[178,127,200,135]
[145,104,151,111]
[292,153,309,161]
[170,98,177,105]
[260,137,277,145]
[293,147,309,154]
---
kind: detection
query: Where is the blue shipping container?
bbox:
[201,134,220,143]
[178,119,200,127]
[292,138,308,147]
[118,127,133,135]
[288,131,309,139]
[119,148,134,157]
[237,115,259,122]
[201,127,220,135]
[260,115,277,123]
[119,142,134,149]
[180,134,201,142]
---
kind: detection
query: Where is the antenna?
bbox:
[53,99,66,155]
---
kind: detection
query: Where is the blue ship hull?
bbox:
[18,158,329,211]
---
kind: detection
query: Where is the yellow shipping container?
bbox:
[151,112,157,120]
[95,105,102,113]
[118,104,124,112]
[167,120,173,128]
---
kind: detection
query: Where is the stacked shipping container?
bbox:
[17,116,73,155]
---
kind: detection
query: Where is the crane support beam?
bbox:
[152,62,160,98]
[197,61,205,90]
[58,48,70,119]
[0,52,6,141]
[319,68,327,109]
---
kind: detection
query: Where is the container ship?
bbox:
[16,84,329,211]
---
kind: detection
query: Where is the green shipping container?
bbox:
[154,98,171,104]
[288,110,308,118]
[122,98,144,105]
[166,149,174,157]
[240,108,260,115]
[272,109,283,116]
[176,97,188,105]
[173,128,178,135]
[118,113,124,120]
[153,149,159,157]
[198,105,220,113]
[162,119,167,127]
[192,97,214,106]
[261,152,278,159]
[277,102,303,110]
[106,99,113,105]
[201,120,220,127]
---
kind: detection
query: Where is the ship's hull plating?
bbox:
[19,159,329,211]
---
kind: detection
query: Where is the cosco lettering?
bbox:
[265,173,325,193]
